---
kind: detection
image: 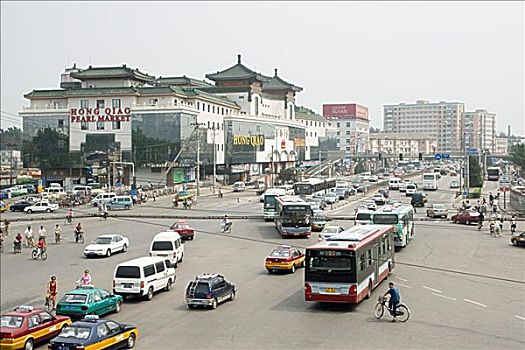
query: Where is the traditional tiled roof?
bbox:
[262,69,302,92]
[187,88,240,108]
[197,86,251,94]
[294,106,327,122]
[205,55,270,82]
[71,65,155,83]
[155,76,213,88]
[24,87,139,98]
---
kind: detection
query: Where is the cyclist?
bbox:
[74,223,83,243]
[383,282,401,322]
[14,233,23,253]
[66,208,73,224]
[477,211,484,230]
[78,269,92,286]
[36,236,47,256]
[46,276,58,311]
[38,225,47,242]
[54,224,62,244]
[24,225,34,247]
[221,215,232,232]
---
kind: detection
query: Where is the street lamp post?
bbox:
[190,122,206,197]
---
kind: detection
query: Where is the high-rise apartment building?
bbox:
[464,109,496,154]
[322,103,370,156]
[383,100,464,154]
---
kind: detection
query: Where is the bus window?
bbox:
[367,250,372,266]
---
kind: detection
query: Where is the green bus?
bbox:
[371,205,414,248]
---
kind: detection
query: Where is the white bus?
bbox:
[422,173,439,191]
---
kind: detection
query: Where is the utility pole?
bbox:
[212,125,217,194]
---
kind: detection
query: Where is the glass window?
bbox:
[94,291,102,302]
[360,254,366,271]
[155,261,165,273]
[58,119,64,128]
[99,289,110,299]
[112,121,121,130]
[143,264,155,277]
[112,99,121,108]
[106,321,120,334]
[115,266,140,278]
[0,316,23,328]
[97,121,105,130]
[96,100,105,108]
[96,324,109,338]
[80,100,89,108]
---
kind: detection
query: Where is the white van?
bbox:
[388,178,401,190]
[233,181,246,192]
[45,187,65,197]
[149,231,184,267]
[355,209,373,225]
[91,192,116,207]
[113,257,176,301]
[72,185,92,196]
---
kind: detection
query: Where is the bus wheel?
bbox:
[366,281,372,299]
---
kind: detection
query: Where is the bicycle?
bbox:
[221,222,232,234]
[374,296,410,322]
[44,293,55,312]
[74,230,85,244]
[31,247,48,260]
[64,216,73,225]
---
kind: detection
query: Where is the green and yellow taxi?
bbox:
[175,191,193,201]
[56,286,123,319]
[48,315,138,350]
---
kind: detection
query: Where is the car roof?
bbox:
[96,234,121,239]
[153,231,181,239]
[174,220,189,225]
[64,287,99,295]
[117,256,167,267]
[4,306,43,317]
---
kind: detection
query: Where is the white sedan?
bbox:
[24,201,59,213]
[84,234,129,258]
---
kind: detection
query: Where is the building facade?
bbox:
[464,109,496,154]
[369,133,438,157]
[494,136,509,156]
[383,100,464,154]
[322,103,370,157]
[19,56,310,186]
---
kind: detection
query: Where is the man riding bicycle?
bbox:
[66,208,73,224]
[383,282,401,322]
[74,223,83,242]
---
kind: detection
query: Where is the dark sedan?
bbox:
[9,200,34,212]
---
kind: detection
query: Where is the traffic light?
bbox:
[419,153,423,161]
[399,153,403,161]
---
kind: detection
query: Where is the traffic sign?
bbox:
[500,187,510,192]
[434,154,442,160]
[463,190,468,196]
[467,148,478,155]
[442,153,450,159]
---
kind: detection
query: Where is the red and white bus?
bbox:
[304,224,395,303]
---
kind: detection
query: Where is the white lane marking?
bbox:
[423,285,443,293]
[514,315,525,321]
[463,298,487,308]
[432,292,456,301]
[395,276,408,282]
[395,282,412,289]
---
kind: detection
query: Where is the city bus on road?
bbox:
[274,196,312,237]
[293,178,337,198]
[305,225,395,304]
[487,167,501,181]
[263,188,287,221]
[371,205,414,248]
[422,172,439,190]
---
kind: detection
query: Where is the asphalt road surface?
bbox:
[1,175,524,349]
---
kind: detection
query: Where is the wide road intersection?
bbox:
[1,175,524,349]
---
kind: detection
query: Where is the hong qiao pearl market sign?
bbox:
[70,107,131,123]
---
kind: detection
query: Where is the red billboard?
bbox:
[322,103,368,120]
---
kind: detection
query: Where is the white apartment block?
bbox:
[0,150,23,170]
[369,133,438,156]
[464,109,496,154]
[494,136,509,155]
[383,100,464,154]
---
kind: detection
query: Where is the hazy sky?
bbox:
[1,1,524,135]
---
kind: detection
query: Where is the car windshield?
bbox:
[176,224,190,229]
[94,237,112,244]
[270,250,290,257]
[61,294,87,303]
[322,227,339,233]
[326,193,336,197]
[194,282,210,294]
[0,316,24,328]
[434,204,445,209]
[59,326,91,339]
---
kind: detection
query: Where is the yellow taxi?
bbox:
[0,201,8,213]
[0,305,71,350]
[265,245,305,274]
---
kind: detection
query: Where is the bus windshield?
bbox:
[373,214,398,224]
[423,174,436,180]
[306,250,355,283]
[264,195,278,209]
[282,205,310,225]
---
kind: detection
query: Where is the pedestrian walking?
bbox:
[492,198,498,213]
[510,215,517,234]
[3,219,10,236]
[153,191,157,202]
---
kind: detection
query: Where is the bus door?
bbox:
[373,242,380,286]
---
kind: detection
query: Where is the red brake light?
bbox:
[140,281,144,289]
[349,285,357,295]
[76,346,85,350]
[304,283,312,294]
[206,293,212,298]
